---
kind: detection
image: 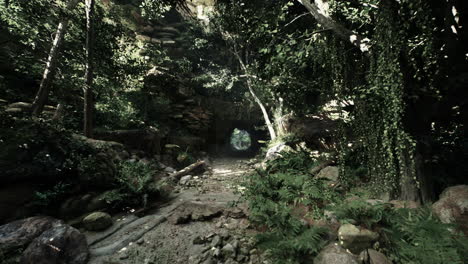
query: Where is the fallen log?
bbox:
[170,160,206,180]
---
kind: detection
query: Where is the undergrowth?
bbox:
[245,150,468,264]
[103,161,164,208]
[244,151,340,263]
[382,207,468,264]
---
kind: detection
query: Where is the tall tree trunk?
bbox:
[31,0,81,116]
[83,0,95,138]
[245,75,277,141]
[232,51,277,140]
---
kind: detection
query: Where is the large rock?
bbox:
[82,212,112,231]
[264,143,294,162]
[21,222,88,264]
[314,243,359,264]
[0,216,58,253]
[0,216,88,264]
[338,224,379,254]
[432,185,468,235]
[316,166,340,186]
[278,114,338,150]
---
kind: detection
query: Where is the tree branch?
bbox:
[297,0,370,52]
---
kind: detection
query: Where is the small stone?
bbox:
[180,175,192,185]
[136,239,145,245]
[236,255,245,262]
[232,240,240,250]
[240,247,249,255]
[164,166,175,173]
[221,243,236,257]
[212,248,221,257]
[211,235,222,247]
[193,235,205,245]
[119,253,129,260]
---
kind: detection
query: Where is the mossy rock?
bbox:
[82,212,112,231]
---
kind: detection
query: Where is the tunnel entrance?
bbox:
[230,128,252,151]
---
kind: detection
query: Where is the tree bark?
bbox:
[83,0,95,138]
[297,0,370,52]
[232,51,277,140]
[52,103,65,121]
[31,0,81,116]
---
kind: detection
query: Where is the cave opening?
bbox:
[230,128,252,151]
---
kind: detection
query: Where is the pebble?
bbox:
[221,243,236,257]
[193,235,205,245]
[212,248,221,257]
[211,235,222,247]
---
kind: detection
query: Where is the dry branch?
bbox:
[170,160,206,180]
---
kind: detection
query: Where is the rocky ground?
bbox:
[86,157,264,264]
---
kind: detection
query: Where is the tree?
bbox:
[31,0,81,116]
[83,0,95,137]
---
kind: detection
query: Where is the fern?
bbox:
[243,152,340,263]
[330,198,386,228]
[382,207,468,264]
[256,226,328,264]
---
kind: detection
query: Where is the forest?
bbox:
[0,0,467,263]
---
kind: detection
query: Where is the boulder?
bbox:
[338,224,379,254]
[432,185,468,235]
[278,114,338,150]
[82,212,112,231]
[359,249,392,264]
[21,222,88,264]
[0,216,59,253]
[264,143,294,162]
[0,216,88,264]
[316,166,340,186]
[314,243,359,264]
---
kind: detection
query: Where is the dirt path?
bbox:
[86,157,264,264]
